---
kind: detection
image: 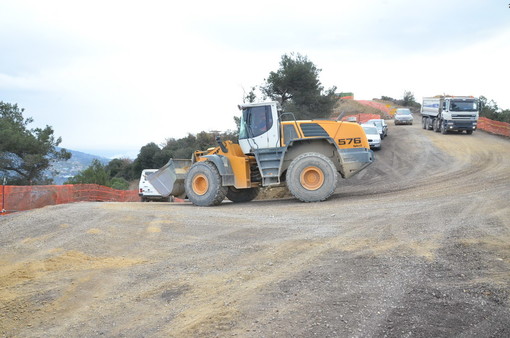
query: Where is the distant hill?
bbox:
[49,148,110,185]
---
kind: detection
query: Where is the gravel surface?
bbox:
[1,120,509,337]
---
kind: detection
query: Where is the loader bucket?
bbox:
[337,148,374,179]
[147,159,192,198]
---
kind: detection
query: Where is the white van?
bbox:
[138,169,171,202]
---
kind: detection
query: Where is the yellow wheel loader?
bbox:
[148,101,374,206]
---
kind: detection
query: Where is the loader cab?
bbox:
[238,102,280,154]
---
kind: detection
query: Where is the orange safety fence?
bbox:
[342,113,383,124]
[1,184,139,215]
[355,100,393,114]
[477,117,510,137]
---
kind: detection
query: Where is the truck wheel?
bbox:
[226,187,260,203]
[433,119,440,132]
[185,161,227,206]
[286,152,338,202]
[440,121,448,134]
[466,130,473,135]
[427,118,434,130]
[422,118,427,129]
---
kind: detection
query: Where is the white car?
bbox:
[361,124,382,150]
[367,118,388,138]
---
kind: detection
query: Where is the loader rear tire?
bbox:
[185,161,227,206]
[226,187,260,203]
[286,152,338,202]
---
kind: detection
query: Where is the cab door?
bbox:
[239,103,280,153]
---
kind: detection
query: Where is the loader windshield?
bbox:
[239,105,273,139]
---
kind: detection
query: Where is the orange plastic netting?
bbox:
[478,117,510,137]
[355,100,393,114]
[342,113,382,124]
[1,184,139,214]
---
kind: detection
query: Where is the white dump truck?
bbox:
[421,96,479,134]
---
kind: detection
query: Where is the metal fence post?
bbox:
[1,177,6,215]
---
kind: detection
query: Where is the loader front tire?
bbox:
[226,187,260,203]
[286,152,338,202]
[185,161,227,206]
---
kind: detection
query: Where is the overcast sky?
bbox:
[1,0,509,158]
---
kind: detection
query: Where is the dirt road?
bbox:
[1,119,509,337]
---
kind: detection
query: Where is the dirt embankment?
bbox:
[332,99,396,119]
[1,119,509,337]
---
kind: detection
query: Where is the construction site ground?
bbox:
[1,117,509,337]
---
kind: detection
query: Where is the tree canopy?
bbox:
[65,159,130,190]
[0,101,71,184]
[402,91,418,107]
[259,53,338,119]
[65,129,238,186]
[479,96,510,123]
[131,142,168,177]
[127,130,237,179]
[106,158,134,181]
[380,91,420,110]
